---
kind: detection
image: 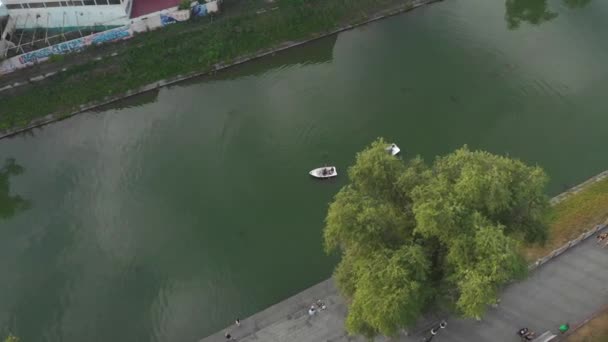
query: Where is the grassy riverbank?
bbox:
[0,0,419,131]
[523,176,608,262]
[567,308,608,342]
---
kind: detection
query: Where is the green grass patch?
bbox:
[523,176,608,262]
[0,0,414,131]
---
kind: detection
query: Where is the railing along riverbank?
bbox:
[0,0,443,140]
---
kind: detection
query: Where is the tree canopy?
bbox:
[323,139,549,338]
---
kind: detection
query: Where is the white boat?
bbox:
[386,143,401,156]
[309,166,338,179]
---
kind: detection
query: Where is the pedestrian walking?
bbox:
[235,318,240,327]
[308,305,316,316]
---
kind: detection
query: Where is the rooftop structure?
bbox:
[2,0,132,29]
[130,0,180,18]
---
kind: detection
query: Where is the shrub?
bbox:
[178,0,191,10]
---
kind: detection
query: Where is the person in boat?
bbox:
[329,167,334,174]
[322,168,328,176]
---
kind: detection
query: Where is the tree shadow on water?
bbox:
[563,0,592,9]
[0,158,31,220]
[505,0,594,29]
[505,0,559,29]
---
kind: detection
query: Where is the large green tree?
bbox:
[324,139,549,338]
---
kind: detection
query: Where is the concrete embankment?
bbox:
[200,225,608,342]
[0,0,443,140]
[198,279,362,342]
[199,171,608,342]
[198,278,441,342]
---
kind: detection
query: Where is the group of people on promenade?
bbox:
[221,229,607,342]
[308,299,327,316]
[224,299,328,340]
[597,232,608,247]
[224,319,240,341]
[518,327,536,341]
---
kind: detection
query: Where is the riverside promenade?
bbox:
[200,225,608,342]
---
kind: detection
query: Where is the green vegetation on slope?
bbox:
[523,175,608,261]
[0,0,415,131]
[323,139,550,338]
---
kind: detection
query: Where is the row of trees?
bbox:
[323,139,550,338]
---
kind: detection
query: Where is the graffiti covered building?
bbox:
[0,0,219,74]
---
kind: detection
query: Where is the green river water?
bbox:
[1,0,607,341]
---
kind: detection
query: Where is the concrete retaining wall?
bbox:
[550,170,608,205]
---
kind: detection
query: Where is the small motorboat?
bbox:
[309,166,337,179]
[386,143,401,156]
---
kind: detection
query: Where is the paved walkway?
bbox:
[200,226,608,342]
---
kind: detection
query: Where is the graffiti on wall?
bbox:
[1,3,218,76]
[160,14,176,26]
[0,60,17,75]
[18,38,86,64]
[17,26,133,65]
[160,10,190,26]
[192,3,208,17]
[89,26,132,45]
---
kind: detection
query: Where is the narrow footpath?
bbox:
[200,225,608,342]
